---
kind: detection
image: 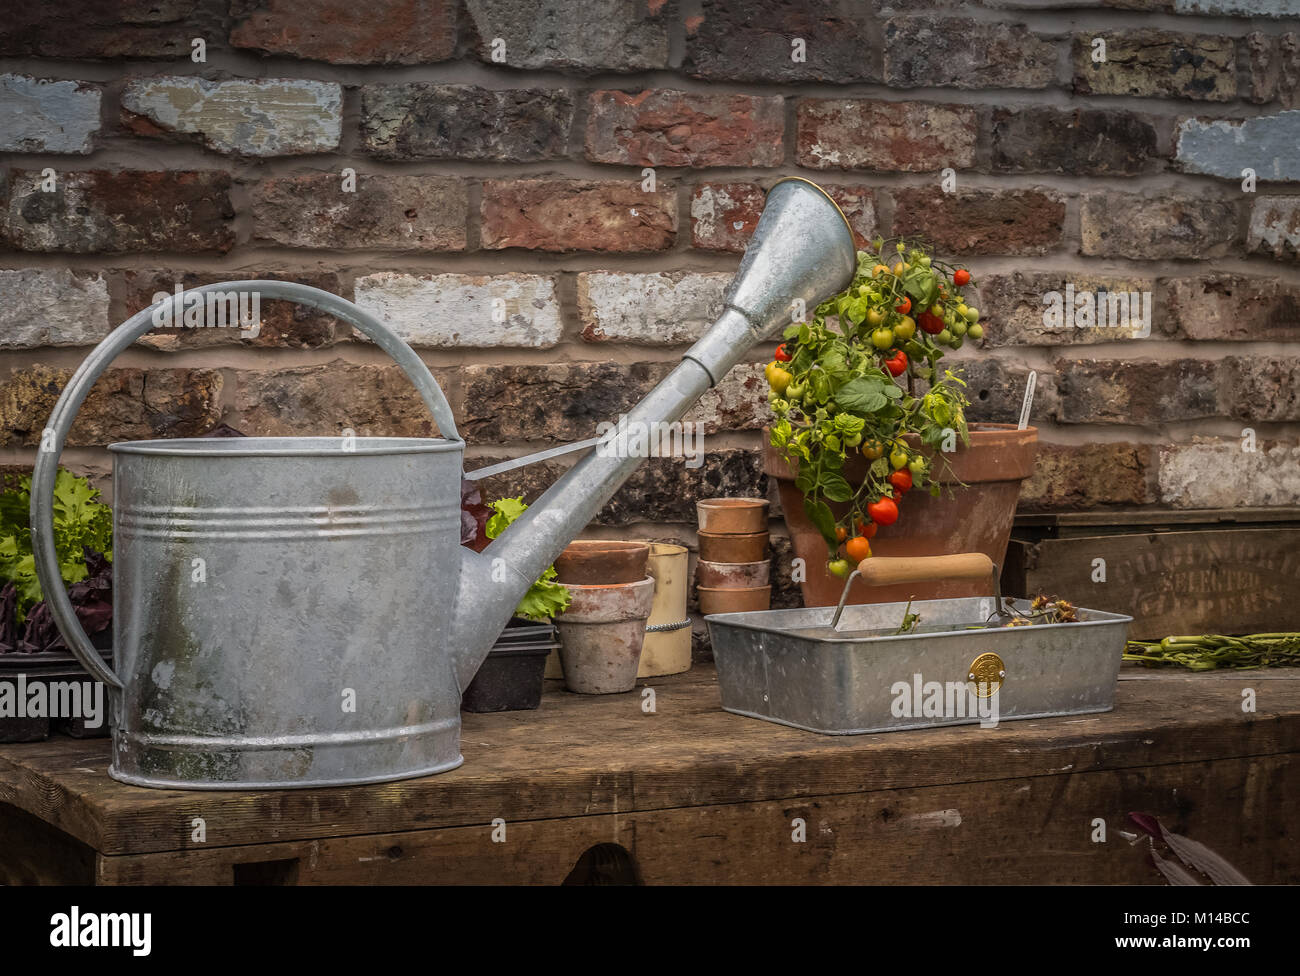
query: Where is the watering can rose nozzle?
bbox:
[681,178,856,387]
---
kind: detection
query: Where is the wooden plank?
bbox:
[93,754,1300,885]
[3,668,1299,858]
[1014,508,1300,529]
[1005,528,1300,639]
[0,802,95,884]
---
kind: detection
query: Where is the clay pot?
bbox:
[699,585,771,615]
[696,497,770,534]
[697,530,769,563]
[554,540,650,585]
[765,423,1037,606]
[696,559,770,588]
[554,576,655,694]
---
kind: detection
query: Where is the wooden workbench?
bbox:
[2,666,1298,884]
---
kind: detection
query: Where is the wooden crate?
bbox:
[1002,508,1300,641]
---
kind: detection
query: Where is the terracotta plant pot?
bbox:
[554,540,650,585]
[554,576,655,694]
[696,497,770,534]
[697,530,769,563]
[696,559,770,588]
[699,585,771,615]
[765,423,1038,606]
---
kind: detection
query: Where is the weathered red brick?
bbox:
[0,0,224,59]
[684,0,879,83]
[892,187,1065,256]
[2,170,233,253]
[1019,443,1157,511]
[586,90,784,168]
[1057,360,1218,425]
[480,179,676,253]
[1162,273,1300,341]
[691,181,877,252]
[232,363,456,438]
[1073,30,1235,101]
[690,183,764,252]
[1248,31,1300,108]
[361,85,573,161]
[0,364,223,446]
[464,0,669,72]
[230,0,456,64]
[251,174,467,250]
[991,107,1160,175]
[122,271,345,350]
[1081,192,1241,260]
[461,362,671,443]
[885,18,1055,89]
[797,99,977,172]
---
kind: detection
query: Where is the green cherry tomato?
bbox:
[967,323,984,340]
[827,558,851,579]
[890,448,909,470]
[950,320,968,337]
[785,380,807,400]
[908,458,926,478]
[964,306,980,323]
[843,432,863,448]
[936,329,953,345]
[871,328,895,350]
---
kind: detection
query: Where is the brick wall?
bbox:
[2,0,1299,617]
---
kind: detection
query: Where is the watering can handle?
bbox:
[29,280,461,690]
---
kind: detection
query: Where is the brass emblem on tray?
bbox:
[967,653,1006,698]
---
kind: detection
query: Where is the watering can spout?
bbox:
[451,177,857,687]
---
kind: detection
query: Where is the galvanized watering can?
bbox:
[31,178,855,789]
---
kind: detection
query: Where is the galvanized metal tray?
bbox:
[707,554,1131,735]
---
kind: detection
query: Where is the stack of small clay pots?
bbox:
[695,498,772,614]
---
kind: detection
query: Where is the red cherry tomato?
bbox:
[894,296,911,314]
[918,311,945,335]
[774,343,793,362]
[884,350,908,377]
[953,269,971,286]
[867,497,899,526]
[888,469,913,494]
[855,520,878,539]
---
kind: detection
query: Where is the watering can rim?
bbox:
[108,435,464,457]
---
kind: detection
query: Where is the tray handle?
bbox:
[855,553,994,587]
[829,553,998,632]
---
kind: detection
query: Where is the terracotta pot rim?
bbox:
[697,530,769,540]
[697,558,769,570]
[560,575,656,591]
[697,584,772,594]
[697,497,770,509]
[762,424,1037,483]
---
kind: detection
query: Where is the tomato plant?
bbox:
[765,237,984,575]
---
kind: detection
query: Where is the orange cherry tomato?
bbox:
[844,536,872,564]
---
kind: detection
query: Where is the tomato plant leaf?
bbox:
[821,472,854,503]
[834,378,888,414]
[803,497,838,547]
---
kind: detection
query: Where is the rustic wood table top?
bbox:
[2,665,1298,864]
